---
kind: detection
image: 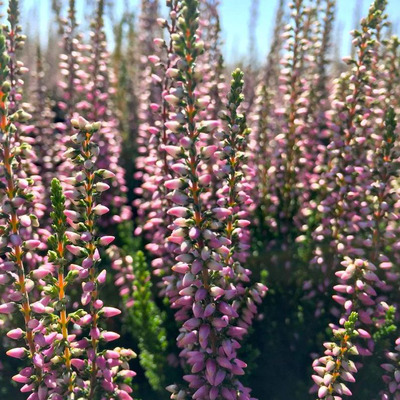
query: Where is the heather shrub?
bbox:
[1,0,400,399]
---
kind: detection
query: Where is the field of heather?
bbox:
[0,0,399,399]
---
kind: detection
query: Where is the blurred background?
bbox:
[21,0,400,65]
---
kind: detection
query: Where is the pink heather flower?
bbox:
[31,302,46,314]
[12,374,31,384]
[24,240,41,250]
[95,182,110,192]
[102,331,120,342]
[64,210,80,221]
[10,234,23,246]
[98,236,115,246]
[93,205,109,216]
[66,245,84,256]
[6,347,27,359]
[167,207,190,218]
[97,269,107,284]
[164,145,182,158]
[7,328,24,340]
[102,307,121,318]
[0,302,16,314]
[165,121,182,133]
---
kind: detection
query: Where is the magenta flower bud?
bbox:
[198,174,212,186]
[210,286,225,297]
[31,302,46,314]
[171,163,189,175]
[237,219,250,227]
[148,55,160,64]
[19,215,31,227]
[183,318,201,331]
[10,234,23,247]
[172,263,190,274]
[164,145,182,157]
[82,257,93,269]
[95,182,110,192]
[71,358,85,369]
[217,356,232,369]
[165,121,181,134]
[38,386,48,400]
[215,370,226,387]
[33,353,44,368]
[212,207,232,219]
[17,179,29,189]
[66,245,84,256]
[165,94,180,106]
[27,319,39,329]
[118,391,133,400]
[90,327,101,340]
[201,145,218,158]
[167,207,190,217]
[165,179,183,190]
[64,190,79,200]
[98,236,115,246]
[102,331,120,342]
[65,231,80,243]
[83,281,95,292]
[97,269,107,284]
[81,232,93,242]
[0,302,16,314]
[204,303,216,318]
[32,268,52,279]
[12,374,30,384]
[189,227,200,240]
[101,170,115,179]
[170,190,189,205]
[318,386,328,398]
[93,205,109,215]
[12,197,25,207]
[64,210,80,221]
[191,259,203,275]
[24,240,41,250]
[7,328,24,340]
[7,347,27,359]
[228,326,247,339]
[193,385,209,399]
[102,307,121,317]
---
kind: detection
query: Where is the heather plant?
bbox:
[160,2,267,397]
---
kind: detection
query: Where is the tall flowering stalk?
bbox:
[251,0,286,234]
[46,178,75,395]
[162,1,266,396]
[312,312,360,399]
[64,116,136,399]
[0,29,43,396]
[310,3,400,397]
[308,0,388,298]
[80,0,132,229]
[134,0,181,282]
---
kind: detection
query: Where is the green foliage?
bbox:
[128,251,168,393]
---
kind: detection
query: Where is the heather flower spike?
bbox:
[313,312,359,400]
[161,1,266,397]
[65,117,136,399]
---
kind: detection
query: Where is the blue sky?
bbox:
[21,0,400,63]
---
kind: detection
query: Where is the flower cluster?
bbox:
[3,0,400,398]
[156,1,267,397]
